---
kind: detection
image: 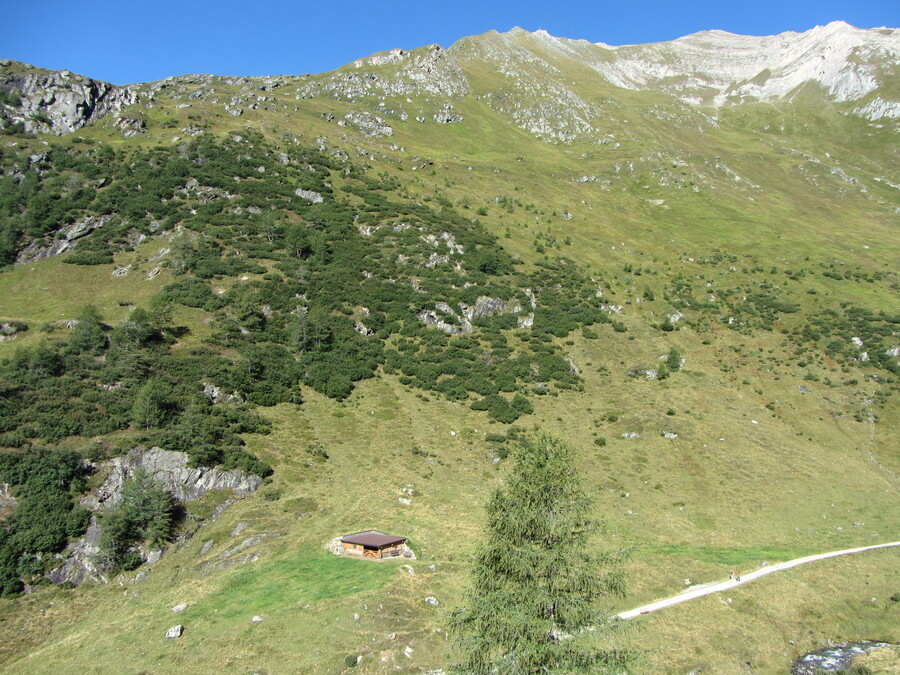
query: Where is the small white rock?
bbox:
[172,603,188,613]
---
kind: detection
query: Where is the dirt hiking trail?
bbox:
[619,541,900,619]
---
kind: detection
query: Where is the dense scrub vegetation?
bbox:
[2,132,617,425]
[0,301,274,474]
[0,449,90,596]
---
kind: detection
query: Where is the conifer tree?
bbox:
[129,377,171,429]
[452,432,632,673]
[68,305,106,354]
[98,468,175,571]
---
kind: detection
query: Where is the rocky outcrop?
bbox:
[339,110,393,137]
[1,62,137,135]
[114,115,146,137]
[418,296,523,335]
[202,382,245,405]
[45,518,106,585]
[0,321,27,342]
[854,96,900,121]
[48,447,262,586]
[15,214,113,263]
[0,483,15,517]
[83,447,262,510]
[433,103,463,123]
[295,44,469,101]
[198,532,281,573]
[295,188,324,204]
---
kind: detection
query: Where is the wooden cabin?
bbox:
[340,531,407,559]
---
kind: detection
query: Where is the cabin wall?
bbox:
[341,541,407,559]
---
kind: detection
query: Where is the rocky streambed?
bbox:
[791,641,896,674]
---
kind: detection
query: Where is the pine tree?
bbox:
[452,432,632,673]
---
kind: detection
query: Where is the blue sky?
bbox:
[3,0,897,84]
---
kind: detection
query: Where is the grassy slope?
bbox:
[0,41,898,673]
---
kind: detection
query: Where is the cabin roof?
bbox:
[340,530,407,548]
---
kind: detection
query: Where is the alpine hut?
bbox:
[340,531,407,559]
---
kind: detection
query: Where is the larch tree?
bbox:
[452,432,633,673]
[68,305,107,355]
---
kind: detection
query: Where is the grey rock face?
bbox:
[16,214,113,264]
[84,447,262,510]
[0,322,26,342]
[1,62,138,135]
[45,517,106,585]
[166,625,184,638]
[433,103,463,123]
[199,533,280,573]
[295,188,324,203]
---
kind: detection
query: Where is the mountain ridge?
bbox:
[459,22,899,109]
[2,22,898,139]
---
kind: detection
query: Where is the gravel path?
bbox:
[618,540,900,619]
